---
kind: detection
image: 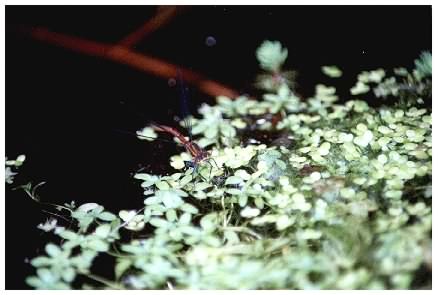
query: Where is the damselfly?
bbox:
[135,71,218,176]
[148,123,210,167]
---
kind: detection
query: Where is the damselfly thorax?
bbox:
[149,123,210,166]
[122,70,219,178]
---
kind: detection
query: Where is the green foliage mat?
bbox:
[14,41,431,289]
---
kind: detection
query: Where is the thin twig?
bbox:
[110,206,146,235]
[25,27,240,99]
[223,226,262,240]
[81,272,122,289]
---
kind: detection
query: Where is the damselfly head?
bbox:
[211,175,227,187]
[184,160,196,169]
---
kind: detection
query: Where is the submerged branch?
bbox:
[118,6,184,48]
[25,27,240,99]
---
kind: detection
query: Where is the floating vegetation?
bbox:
[22,41,431,289]
[5,154,25,184]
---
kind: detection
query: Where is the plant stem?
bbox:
[223,226,261,239]
[81,273,122,289]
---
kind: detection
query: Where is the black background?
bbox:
[5,5,431,289]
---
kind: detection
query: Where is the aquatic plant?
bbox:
[22,41,431,289]
[5,154,25,184]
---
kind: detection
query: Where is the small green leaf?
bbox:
[25,276,41,288]
[134,173,154,181]
[141,180,157,188]
[119,210,137,221]
[224,230,240,244]
[136,127,157,141]
[169,229,183,241]
[220,123,236,137]
[37,268,54,283]
[180,203,199,214]
[94,224,111,238]
[174,189,189,197]
[225,176,243,185]
[155,181,170,190]
[149,218,169,228]
[45,243,61,257]
[204,236,222,247]
[254,197,264,209]
[97,211,117,222]
[180,225,201,236]
[194,182,212,191]
[226,188,242,195]
[322,65,343,78]
[179,174,193,187]
[238,194,248,207]
[166,209,177,222]
[58,230,78,240]
[61,267,76,283]
[205,126,219,139]
[31,256,51,267]
[256,40,288,72]
[115,259,132,280]
[77,203,100,213]
[275,215,294,231]
[87,239,109,252]
[350,81,370,95]
[144,196,161,205]
[275,159,287,170]
[77,216,94,232]
[200,213,218,232]
[161,192,183,209]
[179,212,192,225]
[240,206,260,218]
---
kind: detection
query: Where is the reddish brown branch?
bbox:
[29,27,240,99]
[118,6,182,48]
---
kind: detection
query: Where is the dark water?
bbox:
[5,5,431,289]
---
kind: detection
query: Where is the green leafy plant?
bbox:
[5,154,25,184]
[22,41,431,289]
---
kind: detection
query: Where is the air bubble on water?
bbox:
[248,138,260,144]
[205,36,217,47]
[256,118,267,125]
[168,78,177,87]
